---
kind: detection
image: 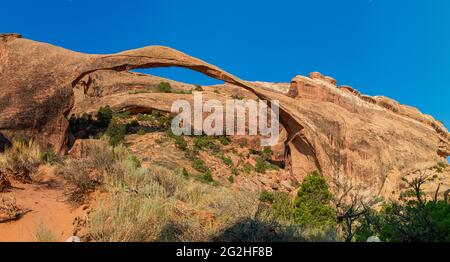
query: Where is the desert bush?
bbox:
[255,157,268,174]
[62,139,340,242]
[243,163,253,174]
[193,136,219,152]
[56,160,103,203]
[88,188,175,242]
[182,168,190,177]
[56,140,121,203]
[192,157,209,173]
[35,222,57,242]
[354,176,450,242]
[0,139,42,182]
[216,153,233,167]
[86,151,259,242]
[292,171,337,229]
[157,82,173,93]
[259,191,293,222]
[262,147,273,160]
[97,106,113,126]
[218,136,231,146]
[105,119,127,147]
[40,148,61,165]
[197,171,214,184]
[137,128,146,136]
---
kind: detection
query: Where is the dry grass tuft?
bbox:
[35,222,57,242]
[57,138,336,242]
[0,139,42,183]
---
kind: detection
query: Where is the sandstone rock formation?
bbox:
[1,34,449,197]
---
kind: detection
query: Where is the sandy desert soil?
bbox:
[0,166,86,242]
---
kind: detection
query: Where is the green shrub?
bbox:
[167,130,188,151]
[40,149,61,165]
[105,120,127,147]
[218,136,231,146]
[182,168,190,177]
[243,163,253,174]
[259,191,294,223]
[137,128,146,136]
[194,136,219,152]
[129,155,141,169]
[217,153,233,167]
[136,114,147,122]
[192,157,208,173]
[97,106,113,125]
[113,111,130,120]
[157,82,173,93]
[228,176,235,183]
[262,147,273,160]
[198,171,214,183]
[260,190,275,203]
[292,171,336,229]
[355,178,450,242]
[255,158,268,174]
[270,192,293,222]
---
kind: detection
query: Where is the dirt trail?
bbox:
[0,166,85,242]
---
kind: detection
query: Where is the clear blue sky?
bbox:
[2,0,449,127]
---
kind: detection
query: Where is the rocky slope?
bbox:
[1,33,449,198]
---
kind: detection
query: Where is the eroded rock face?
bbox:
[286,73,449,196]
[1,35,449,198]
[0,34,284,154]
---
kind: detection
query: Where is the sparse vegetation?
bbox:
[66,142,261,242]
[0,139,42,182]
[157,82,173,93]
[35,222,57,242]
[255,157,268,174]
[216,153,233,167]
[192,157,209,173]
[182,168,190,177]
[166,130,188,151]
[193,136,218,152]
[243,163,253,174]
[40,148,61,165]
[55,140,116,204]
[198,171,214,184]
[218,136,231,146]
[96,106,114,126]
[137,128,146,136]
[354,174,450,242]
[105,119,127,147]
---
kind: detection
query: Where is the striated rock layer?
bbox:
[1,34,449,197]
